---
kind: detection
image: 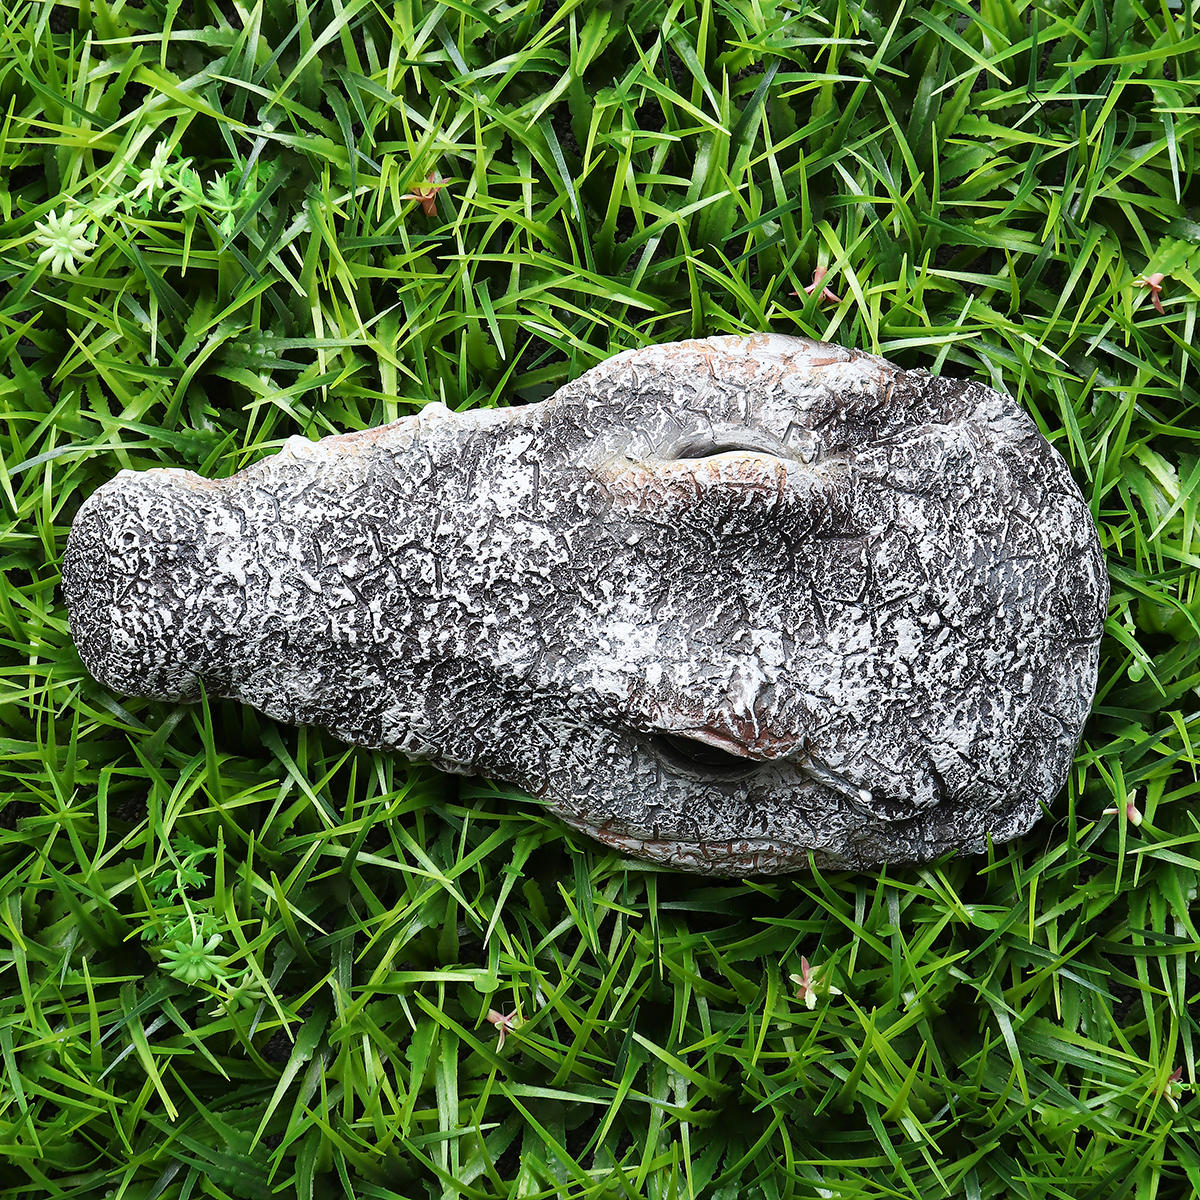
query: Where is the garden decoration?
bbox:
[62,334,1108,873]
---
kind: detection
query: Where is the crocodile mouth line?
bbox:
[563,819,844,873]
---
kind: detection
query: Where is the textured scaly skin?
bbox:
[62,335,1108,873]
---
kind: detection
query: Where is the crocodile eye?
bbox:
[652,732,760,780]
[669,433,789,461]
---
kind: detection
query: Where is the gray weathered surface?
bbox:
[62,334,1108,873]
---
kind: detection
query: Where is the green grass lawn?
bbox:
[2,0,1200,1196]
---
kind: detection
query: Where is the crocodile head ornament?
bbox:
[62,334,1108,873]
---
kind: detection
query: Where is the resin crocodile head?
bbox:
[62,334,1108,873]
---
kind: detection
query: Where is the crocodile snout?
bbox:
[62,471,217,702]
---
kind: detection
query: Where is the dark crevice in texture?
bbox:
[652,732,760,780]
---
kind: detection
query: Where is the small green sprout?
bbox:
[209,970,265,1016]
[133,143,172,203]
[161,932,227,986]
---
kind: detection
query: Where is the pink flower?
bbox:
[486,1007,522,1050]
[1136,272,1166,315]
[788,956,842,1009]
[1162,1066,1185,1113]
[792,265,843,306]
[402,173,445,217]
[1103,794,1143,827]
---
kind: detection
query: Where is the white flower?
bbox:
[132,142,175,202]
[789,956,843,1010]
[34,207,96,276]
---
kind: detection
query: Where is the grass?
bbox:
[1,0,1200,1195]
